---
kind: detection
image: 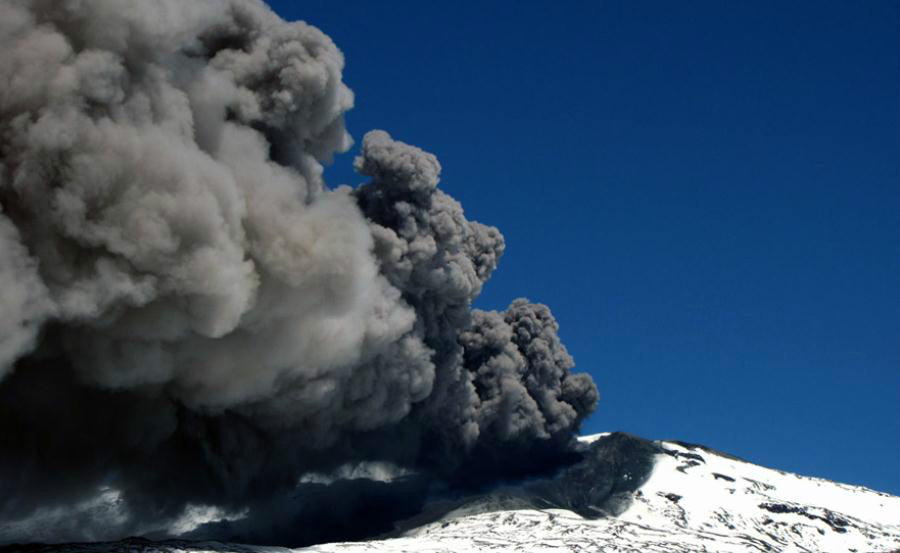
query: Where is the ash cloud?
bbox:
[0,0,597,545]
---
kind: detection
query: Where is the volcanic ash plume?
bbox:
[0,0,598,544]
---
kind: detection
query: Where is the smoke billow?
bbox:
[0,0,597,545]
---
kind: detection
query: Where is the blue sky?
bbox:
[265,1,900,495]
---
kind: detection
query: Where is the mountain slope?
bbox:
[4,433,898,553]
[304,433,900,552]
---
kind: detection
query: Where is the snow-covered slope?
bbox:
[5,433,898,553]
[614,438,899,552]
[303,433,900,553]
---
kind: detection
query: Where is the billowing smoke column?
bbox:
[0,0,598,545]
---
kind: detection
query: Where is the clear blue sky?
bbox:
[265,1,900,495]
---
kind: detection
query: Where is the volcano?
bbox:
[4,433,898,553]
